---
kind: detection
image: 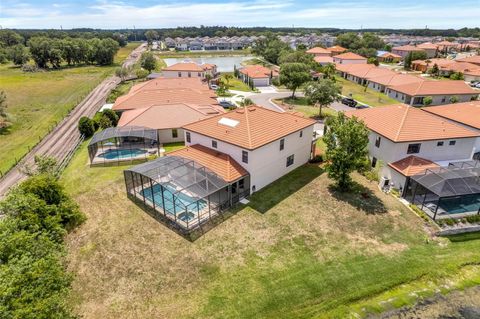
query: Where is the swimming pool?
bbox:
[439,196,480,215]
[141,183,207,221]
[98,148,147,160]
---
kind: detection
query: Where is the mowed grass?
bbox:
[273,97,337,119]
[61,142,480,319]
[336,76,398,107]
[0,42,140,175]
[223,73,253,92]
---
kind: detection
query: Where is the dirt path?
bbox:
[0,43,146,197]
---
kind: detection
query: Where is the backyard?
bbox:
[0,42,140,175]
[273,97,338,119]
[61,141,480,319]
[336,76,399,107]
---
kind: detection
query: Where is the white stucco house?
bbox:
[183,106,316,193]
[332,52,367,65]
[238,65,279,88]
[345,104,480,193]
[162,62,217,79]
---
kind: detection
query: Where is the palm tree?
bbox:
[321,63,336,81]
[223,73,233,87]
[205,74,212,88]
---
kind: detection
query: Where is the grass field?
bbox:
[336,76,399,107]
[274,97,337,119]
[0,42,140,175]
[61,142,480,319]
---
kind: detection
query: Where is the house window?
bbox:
[172,128,178,138]
[178,72,182,77]
[300,130,303,138]
[198,72,201,77]
[212,140,217,148]
[441,96,446,103]
[437,141,444,146]
[449,140,456,146]
[286,154,294,167]
[395,92,398,98]
[280,138,285,151]
[188,72,191,78]
[375,136,381,148]
[242,150,248,164]
[186,132,191,143]
[407,143,421,154]
[371,157,377,168]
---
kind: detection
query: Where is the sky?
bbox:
[0,0,479,30]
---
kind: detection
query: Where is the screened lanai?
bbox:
[124,155,249,232]
[405,160,480,219]
[88,126,159,165]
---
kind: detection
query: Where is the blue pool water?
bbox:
[141,184,207,221]
[99,148,147,160]
[440,198,480,215]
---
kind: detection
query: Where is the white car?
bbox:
[210,84,219,90]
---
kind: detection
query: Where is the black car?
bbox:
[219,100,235,109]
[341,97,358,107]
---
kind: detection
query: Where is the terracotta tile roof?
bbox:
[379,52,402,58]
[335,63,376,74]
[327,45,347,53]
[422,100,480,130]
[388,80,477,96]
[438,61,480,73]
[436,40,458,47]
[411,58,455,68]
[163,62,205,72]
[129,78,211,94]
[389,155,440,176]
[168,144,248,182]
[392,45,425,52]
[239,65,277,79]
[306,47,331,55]
[368,73,424,87]
[314,56,334,64]
[345,104,479,142]
[333,52,367,60]
[456,55,480,65]
[117,103,225,130]
[417,42,438,50]
[183,105,315,150]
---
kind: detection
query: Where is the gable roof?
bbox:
[183,105,315,150]
[117,103,225,130]
[328,45,347,53]
[128,78,211,94]
[379,52,402,59]
[168,144,248,182]
[368,73,424,87]
[389,156,440,177]
[422,100,480,130]
[333,52,367,60]
[239,65,277,79]
[417,42,438,50]
[306,47,331,55]
[163,62,205,72]
[388,80,477,96]
[345,104,479,142]
[456,55,480,65]
[314,56,334,64]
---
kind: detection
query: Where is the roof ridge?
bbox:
[395,105,411,141]
[244,107,253,149]
[123,106,152,125]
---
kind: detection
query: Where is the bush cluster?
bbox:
[0,174,85,318]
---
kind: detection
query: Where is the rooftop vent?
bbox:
[218,117,239,128]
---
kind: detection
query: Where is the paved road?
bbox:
[0,43,147,197]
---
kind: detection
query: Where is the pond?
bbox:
[162,56,255,73]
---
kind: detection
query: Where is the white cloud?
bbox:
[0,0,477,29]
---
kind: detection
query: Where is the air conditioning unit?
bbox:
[379,176,390,190]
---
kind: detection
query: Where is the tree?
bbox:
[404,51,428,69]
[449,95,459,103]
[99,115,113,129]
[431,63,439,76]
[101,109,119,126]
[239,97,254,107]
[93,38,119,65]
[423,96,433,106]
[279,63,311,98]
[278,50,315,68]
[450,72,464,80]
[361,32,385,50]
[335,32,362,50]
[323,113,369,191]
[0,90,9,129]
[222,73,233,86]
[144,30,159,45]
[115,67,129,82]
[0,30,24,47]
[252,36,291,65]
[321,63,336,81]
[304,79,342,118]
[367,57,379,66]
[140,52,157,72]
[8,44,30,65]
[78,116,95,137]
[205,73,212,87]
[21,155,58,177]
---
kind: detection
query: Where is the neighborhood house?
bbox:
[161,62,218,79]
[238,65,279,87]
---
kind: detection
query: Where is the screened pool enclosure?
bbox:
[405,160,480,220]
[124,156,249,233]
[88,126,159,165]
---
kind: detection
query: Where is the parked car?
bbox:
[476,83,480,89]
[219,100,235,109]
[355,104,368,109]
[341,97,358,107]
[469,81,479,87]
[210,84,219,90]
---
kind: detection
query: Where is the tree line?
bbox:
[0,30,121,68]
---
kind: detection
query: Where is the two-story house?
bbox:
[345,104,479,193]
[182,106,316,193]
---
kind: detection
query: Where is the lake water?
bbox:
[162,56,255,72]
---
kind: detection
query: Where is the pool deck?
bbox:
[91,146,158,165]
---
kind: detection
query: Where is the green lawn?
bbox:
[0,42,140,175]
[61,142,480,319]
[336,76,399,107]
[273,97,337,119]
[222,73,253,92]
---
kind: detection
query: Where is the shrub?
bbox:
[78,116,95,137]
[21,63,38,72]
[466,215,480,224]
[136,68,149,79]
[408,204,431,223]
[102,109,119,126]
[99,114,113,129]
[309,154,323,163]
